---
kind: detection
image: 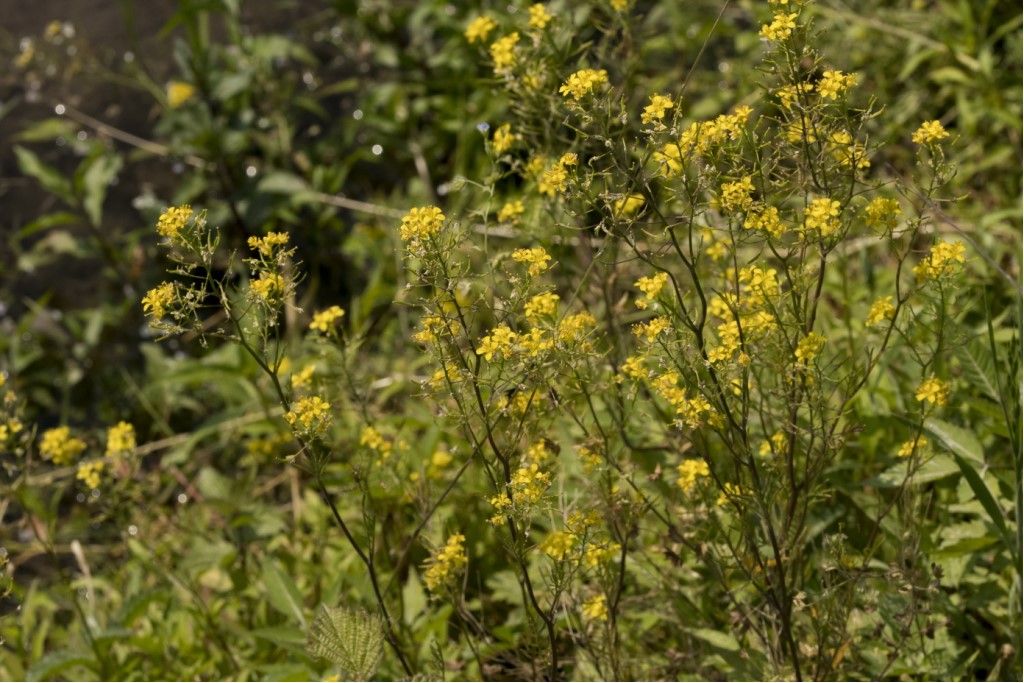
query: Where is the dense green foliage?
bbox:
[0,1,1020,680]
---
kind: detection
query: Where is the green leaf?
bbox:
[924,418,984,464]
[79,153,122,226]
[688,628,740,652]
[263,560,307,627]
[15,146,73,203]
[874,453,961,487]
[26,650,95,681]
[306,605,384,682]
[950,453,1018,566]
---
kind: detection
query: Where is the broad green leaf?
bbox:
[263,560,307,627]
[689,628,740,652]
[950,453,1018,566]
[26,650,95,681]
[306,605,384,681]
[14,146,73,203]
[924,418,984,464]
[875,453,960,487]
[79,153,122,226]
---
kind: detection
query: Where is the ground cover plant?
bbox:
[0,0,1021,680]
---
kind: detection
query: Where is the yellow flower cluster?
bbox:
[760,12,798,41]
[776,83,813,109]
[634,272,668,309]
[423,532,468,592]
[540,530,577,561]
[897,436,928,458]
[863,197,901,232]
[794,332,827,366]
[744,205,786,238]
[511,246,552,276]
[584,542,619,568]
[247,232,289,257]
[915,376,949,406]
[913,240,966,280]
[284,396,332,435]
[651,372,717,429]
[912,120,949,145]
[491,123,518,154]
[804,198,842,237]
[612,194,645,219]
[556,311,596,343]
[524,292,560,321]
[559,68,609,101]
[309,305,345,333]
[251,273,285,302]
[759,431,787,457]
[142,282,175,319]
[865,296,896,326]
[105,421,136,457]
[39,426,86,465]
[582,594,608,622]
[816,70,858,100]
[633,316,670,344]
[828,130,870,170]
[655,105,753,172]
[399,206,445,244]
[498,199,524,223]
[538,153,577,197]
[641,93,674,125]
[76,460,105,489]
[465,15,496,44]
[528,3,553,30]
[291,364,316,392]
[476,324,518,361]
[490,32,520,72]
[719,176,755,213]
[156,205,193,241]
[676,458,710,493]
[360,426,393,457]
[488,463,551,524]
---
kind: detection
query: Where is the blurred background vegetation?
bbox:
[0,0,1020,679]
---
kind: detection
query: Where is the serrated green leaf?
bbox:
[306,605,384,681]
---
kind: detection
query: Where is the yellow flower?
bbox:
[716,482,745,506]
[744,205,785,238]
[582,594,608,622]
[528,4,553,30]
[105,421,136,457]
[634,272,668,309]
[423,532,468,592]
[247,232,290,257]
[476,324,518,361]
[556,312,596,342]
[76,460,105,489]
[511,247,552,276]
[156,205,193,241]
[524,292,560,322]
[641,93,674,125]
[167,81,196,108]
[794,332,827,365]
[864,197,901,232]
[912,120,949,145]
[827,130,870,170]
[310,305,345,333]
[817,70,858,100]
[718,176,755,213]
[39,426,86,466]
[399,205,445,243]
[897,436,928,458]
[465,15,497,44]
[866,296,896,326]
[760,12,798,41]
[913,240,966,280]
[632,316,670,343]
[915,376,949,406]
[612,193,645,218]
[498,199,525,223]
[539,531,577,561]
[558,68,609,101]
[491,123,518,155]
[676,459,710,493]
[776,83,813,109]
[284,396,332,435]
[490,32,520,72]
[359,425,393,457]
[804,198,842,237]
[584,542,619,567]
[618,355,648,382]
[291,364,316,392]
[251,273,285,302]
[141,282,175,319]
